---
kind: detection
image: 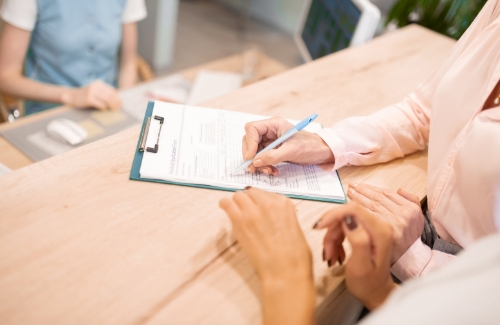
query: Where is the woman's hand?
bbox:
[347,183,424,264]
[314,203,398,310]
[219,187,315,325]
[61,80,122,111]
[242,117,334,175]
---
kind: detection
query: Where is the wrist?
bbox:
[363,282,399,311]
[60,88,75,106]
[312,133,335,165]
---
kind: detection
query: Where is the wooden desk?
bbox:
[0,26,455,325]
[0,50,288,171]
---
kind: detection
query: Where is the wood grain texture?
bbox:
[0,26,455,325]
[0,51,288,171]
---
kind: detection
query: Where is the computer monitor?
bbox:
[295,0,381,62]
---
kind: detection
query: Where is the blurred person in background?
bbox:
[0,0,146,115]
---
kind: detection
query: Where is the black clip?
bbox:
[146,115,164,153]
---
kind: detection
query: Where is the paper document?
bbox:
[139,102,346,201]
[0,162,11,177]
[186,70,243,105]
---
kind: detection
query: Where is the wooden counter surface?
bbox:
[0,26,455,325]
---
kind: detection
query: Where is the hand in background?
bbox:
[347,183,424,264]
[61,80,122,111]
[242,117,334,176]
[315,203,398,310]
[219,187,315,325]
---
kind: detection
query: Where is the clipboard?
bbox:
[130,101,347,204]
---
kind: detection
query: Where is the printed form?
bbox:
[140,102,345,200]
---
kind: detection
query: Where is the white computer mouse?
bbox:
[45,118,88,146]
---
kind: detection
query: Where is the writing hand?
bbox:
[242,117,334,175]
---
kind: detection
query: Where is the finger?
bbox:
[252,147,290,168]
[243,121,267,160]
[323,226,345,265]
[342,216,374,273]
[241,135,248,160]
[219,197,243,222]
[313,203,355,230]
[348,184,394,215]
[244,186,280,206]
[95,87,120,111]
[243,117,291,160]
[359,183,411,206]
[315,203,392,267]
[397,188,421,206]
[89,96,108,111]
[233,191,257,215]
[254,165,279,176]
[345,211,393,268]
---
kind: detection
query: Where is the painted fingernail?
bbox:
[312,219,322,229]
[338,257,342,266]
[350,183,358,188]
[327,260,332,267]
[253,159,263,167]
[322,249,326,261]
[244,186,252,190]
[344,215,357,230]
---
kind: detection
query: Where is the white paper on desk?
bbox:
[140,102,345,201]
[26,131,73,156]
[121,74,192,120]
[186,70,243,105]
[0,162,11,177]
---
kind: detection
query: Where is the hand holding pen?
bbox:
[238,115,335,176]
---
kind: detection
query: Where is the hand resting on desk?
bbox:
[345,183,425,265]
[219,187,400,325]
[242,117,335,175]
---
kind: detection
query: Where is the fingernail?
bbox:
[327,260,332,267]
[348,188,354,196]
[253,159,263,167]
[322,249,326,261]
[344,215,357,230]
[312,219,322,229]
[338,257,342,266]
[244,186,252,190]
[350,183,358,188]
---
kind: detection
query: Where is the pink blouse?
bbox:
[316,0,500,281]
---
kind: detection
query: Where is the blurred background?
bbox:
[0,0,487,173]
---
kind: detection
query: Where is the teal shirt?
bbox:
[25,0,128,115]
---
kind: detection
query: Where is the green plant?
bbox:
[387,0,488,39]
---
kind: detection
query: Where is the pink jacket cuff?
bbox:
[390,237,432,281]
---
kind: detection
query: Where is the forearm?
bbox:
[261,276,316,325]
[118,59,137,89]
[362,282,399,311]
[118,22,138,89]
[0,73,72,104]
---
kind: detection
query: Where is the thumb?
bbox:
[397,188,420,206]
[342,215,374,273]
[252,147,290,167]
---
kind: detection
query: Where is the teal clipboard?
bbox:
[130,101,347,204]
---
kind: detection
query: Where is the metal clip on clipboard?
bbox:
[139,115,164,153]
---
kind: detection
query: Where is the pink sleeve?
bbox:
[315,90,432,170]
[390,237,457,281]
[315,0,499,170]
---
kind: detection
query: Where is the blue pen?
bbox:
[231,113,319,175]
